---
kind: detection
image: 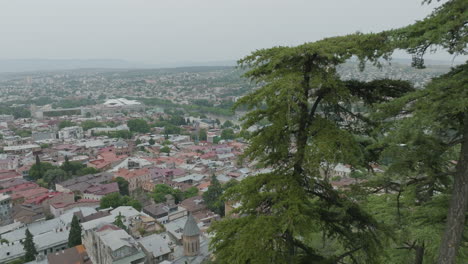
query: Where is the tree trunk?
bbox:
[414,244,424,264]
[437,114,468,264]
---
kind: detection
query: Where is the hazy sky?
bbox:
[0,0,458,64]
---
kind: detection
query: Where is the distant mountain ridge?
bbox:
[0,59,238,73]
[0,57,459,73]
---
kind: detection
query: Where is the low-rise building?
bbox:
[82,182,119,201]
[47,244,92,264]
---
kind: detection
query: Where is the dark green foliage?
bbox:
[222,120,234,128]
[100,193,142,211]
[148,138,155,145]
[220,129,235,140]
[113,212,126,230]
[163,124,181,135]
[199,129,207,141]
[209,32,414,263]
[387,0,467,68]
[127,119,150,133]
[76,167,99,176]
[0,105,30,118]
[43,169,68,189]
[114,177,130,196]
[94,130,133,139]
[160,146,170,154]
[81,120,104,131]
[152,184,185,203]
[23,229,37,262]
[203,175,224,216]
[61,156,86,175]
[53,98,96,109]
[374,63,468,263]
[58,120,76,129]
[183,187,199,199]
[29,162,57,180]
[67,215,82,247]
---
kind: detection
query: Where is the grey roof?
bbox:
[183,214,200,237]
[138,233,171,258]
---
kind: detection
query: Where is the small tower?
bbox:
[182,213,200,256]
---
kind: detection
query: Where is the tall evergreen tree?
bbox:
[209,34,413,263]
[203,175,224,216]
[375,63,468,263]
[380,1,467,262]
[23,229,37,262]
[68,215,82,247]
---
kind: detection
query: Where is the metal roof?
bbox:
[183,214,200,237]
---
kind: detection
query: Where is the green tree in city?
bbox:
[67,215,82,247]
[100,193,142,211]
[203,175,224,216]
[127,119,150,133]
[148,138,156,145]
[29,161,57,180]
[61,156,85,176]
[58,120,76,129]
[76,167,99,176]
[199,128,207,141]
[80,120,102,130]
[222,120,234,128]
[153,184,175,203]
[23,229,37,262]
[208,33,412,263]
[160,146,170,154]
[152,184,184,203]
[220,128,235,140]
[43,168,68,188]
[183,187,199,199]
[114,177,130,196]
[113,212,126,230]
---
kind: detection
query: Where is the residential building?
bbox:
[0,154,19,170]
[47,245,92,264]
[83,224,146,264]
[82,182,119,201]
[138,233,173,264]
[58,126,84,140]
[0,194,12,226]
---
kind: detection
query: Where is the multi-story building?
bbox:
[0,194,12,226]
[32,131,57,142]
[83,224,146,264]
[58,126,84,140]
[0,154,19,170]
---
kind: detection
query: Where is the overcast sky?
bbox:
[0,0,459,65]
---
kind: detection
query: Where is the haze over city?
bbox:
[0,1,466,264]
[0,0,462,69]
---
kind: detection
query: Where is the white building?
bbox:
[0,194,12,226]
[58,126,84,140]
[0,154,19,170]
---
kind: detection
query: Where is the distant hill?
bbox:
[0,59,238,73]
[0,59,150,73]
[0,57,460,73]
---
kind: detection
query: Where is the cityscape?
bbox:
[0,0,466,264]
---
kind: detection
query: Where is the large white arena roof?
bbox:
[103,98,141,107]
